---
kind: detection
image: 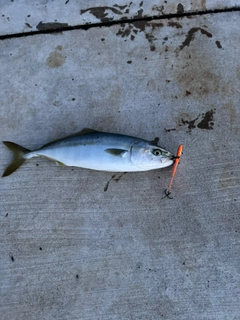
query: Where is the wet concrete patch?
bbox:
[197,109,215,130]
[176,109,216,133]
[80,2,164,24]
[80,3,166,52]
[179,114,200,133]
[177,3,184,14]
[116,20,164,51]
[80,3,135,23]
[179,28,213,51]
[46,46,65,68]
[174,41,222,97]
[168,21,182,28]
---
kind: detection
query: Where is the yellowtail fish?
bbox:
[2,128,175,177]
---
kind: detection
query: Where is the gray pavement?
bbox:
[0,2,240,320]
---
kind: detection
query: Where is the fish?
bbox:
[2,128,175,177]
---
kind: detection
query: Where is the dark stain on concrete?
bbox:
[136,8,144,19]
[197,109,215,130]
[36,21,69,31]
[180,115,200,133]
[177,3,184,14]
[81,4,166,52]
[165,128,176,132]
[46,50,66,68]
[168,21,182,29]
[116,20,163,51]
[81,6,122,15]
[113,4,129,10]
[216,40,223,49]
[145,33,156,51]
[152,5,165,14]
[178,70,220,96]
[81,3,165,52]
[201,0,207,10]
[175,49,222,96]
[132,20,147,32]
[80,5,130,22]
[25,22,32,28]
[104,173,127,191]
[151,21,164,30]
[179,28,212,51]
[176,109,215,133]
[116,24,132,37]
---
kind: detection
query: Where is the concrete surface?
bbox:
[1,0,240,35]
[1,3,240,320]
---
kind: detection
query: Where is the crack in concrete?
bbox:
[0,7,240,40]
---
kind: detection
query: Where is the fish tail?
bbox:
[2,141,31,177]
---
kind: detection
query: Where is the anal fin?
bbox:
[55,160,66,166]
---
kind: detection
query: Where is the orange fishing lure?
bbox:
[164,144,183,199]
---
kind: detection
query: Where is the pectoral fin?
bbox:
[104,149,128,157]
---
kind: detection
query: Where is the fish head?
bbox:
[131,142,174,170]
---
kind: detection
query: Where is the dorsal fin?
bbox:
[40,128,99,148]
[150,137,159,145]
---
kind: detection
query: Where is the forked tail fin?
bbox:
[2,141,31,177]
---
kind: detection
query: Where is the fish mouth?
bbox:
[170,155,180,161]
[168,155,179,165]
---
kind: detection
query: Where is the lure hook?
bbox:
[161,189,173,199]
[162,144,183,200]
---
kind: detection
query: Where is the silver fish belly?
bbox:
[2,128,175,176]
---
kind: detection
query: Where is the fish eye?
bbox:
[152,149,162,156]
